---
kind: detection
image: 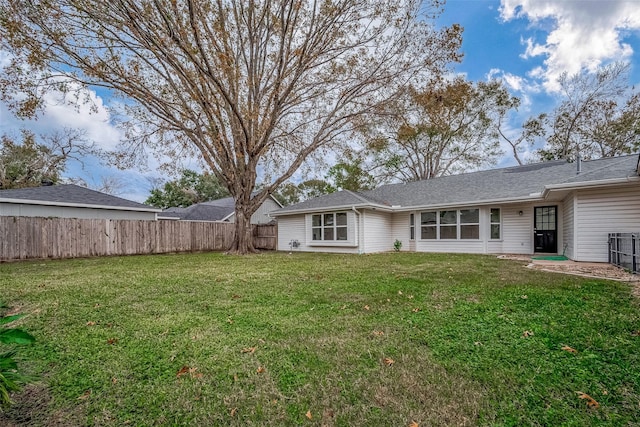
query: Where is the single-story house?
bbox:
[159,194,282,224]
[0,184,160,220]
[271,154,640,262]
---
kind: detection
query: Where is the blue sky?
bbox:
[2,0,640,202]
[437,0,640,166]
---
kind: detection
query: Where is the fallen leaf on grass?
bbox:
[107,338,118,345]
[230,407,238,417]
[241,347,256,354]
[409,422,419,427]
[257,366,265,374]
[227,317,234,324]
[561,345,578,354]
[576,392,600,409]
[77,390,91,400]
[86,321,96,326]
[631,330,640,337]
[176,366,202,379]
[176,366,190,378]
[408,295,414,299]
[363,305,370,311]
[412,308,420,313]
[305,410,312,420]
[232,294,241,299]
[383,357,395,366]
[522,330,534,338]
[398,291,403,295]
[111,377,117,384]
[372,330,384,336]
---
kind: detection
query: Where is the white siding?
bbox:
[390,211,414,252]
[574,185,640,262]
[562,193,576,259]
[0,202,156,220]
[361,210,393,253]
[501,204,535,254]
[251,197,281,224]
[226,197,281,224]
[276,212,360,254]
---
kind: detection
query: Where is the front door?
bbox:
[534,206,557,253]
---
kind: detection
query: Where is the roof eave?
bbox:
[270,202,392,217]
[542,176,640,197]
[0,197,162,213]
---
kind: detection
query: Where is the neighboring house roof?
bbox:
[273,154,640,215]
[0,184,160,212]
[161,193,282,221]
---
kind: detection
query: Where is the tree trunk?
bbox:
[229,205,257,254]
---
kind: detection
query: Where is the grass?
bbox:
[0,252,638,426]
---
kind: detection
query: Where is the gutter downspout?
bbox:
[352,206,362,254]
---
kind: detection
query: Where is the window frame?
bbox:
[490,208,501,240]
[409,213,415,240]
[310,212,349,243]
[459,208,480,240]
[418,208,481,241]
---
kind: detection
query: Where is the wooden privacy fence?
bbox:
[0,216,277,261]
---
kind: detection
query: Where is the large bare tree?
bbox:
[0,0,461,253]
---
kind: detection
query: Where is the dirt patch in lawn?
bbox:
[0,383,85,427]
[498,255,640,297]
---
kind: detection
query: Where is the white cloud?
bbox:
[500,0,640,91]
[486,68,541,110]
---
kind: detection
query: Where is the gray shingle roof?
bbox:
[162,196,236,221]
[274,154,640,214]
[0,184,158,211]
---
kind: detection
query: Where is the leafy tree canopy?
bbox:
[0,128,94,189]
[145,170,229,209]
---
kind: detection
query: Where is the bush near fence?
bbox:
[0,217,277,261]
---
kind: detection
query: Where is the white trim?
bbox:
[0,197,161,213]
[543,177,640,195]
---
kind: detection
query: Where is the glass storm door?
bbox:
[534,206,557,253]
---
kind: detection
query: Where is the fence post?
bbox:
[633,234,637,274]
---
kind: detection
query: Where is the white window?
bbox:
[460,209,479,239]
[490,208,501,240]
[311,212,348,241]
[421,211,437,239]
[419,208,480,240]
[409,213,415,240]
[439,210,458,240]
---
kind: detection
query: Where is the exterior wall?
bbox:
[276,211,360,254]
[361,210,393,253]
[252,197,281,224]
[0,202,156,220]
[226,197,281,224]
[412,206,501,255]
[574,184,640,262]
[562,194,576,260]
[501,204,535,255]
[390,211,414,252]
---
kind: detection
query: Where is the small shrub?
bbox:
[393,239,402,252]
[0,304,35,411]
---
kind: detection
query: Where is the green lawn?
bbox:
[1,252,639,426]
